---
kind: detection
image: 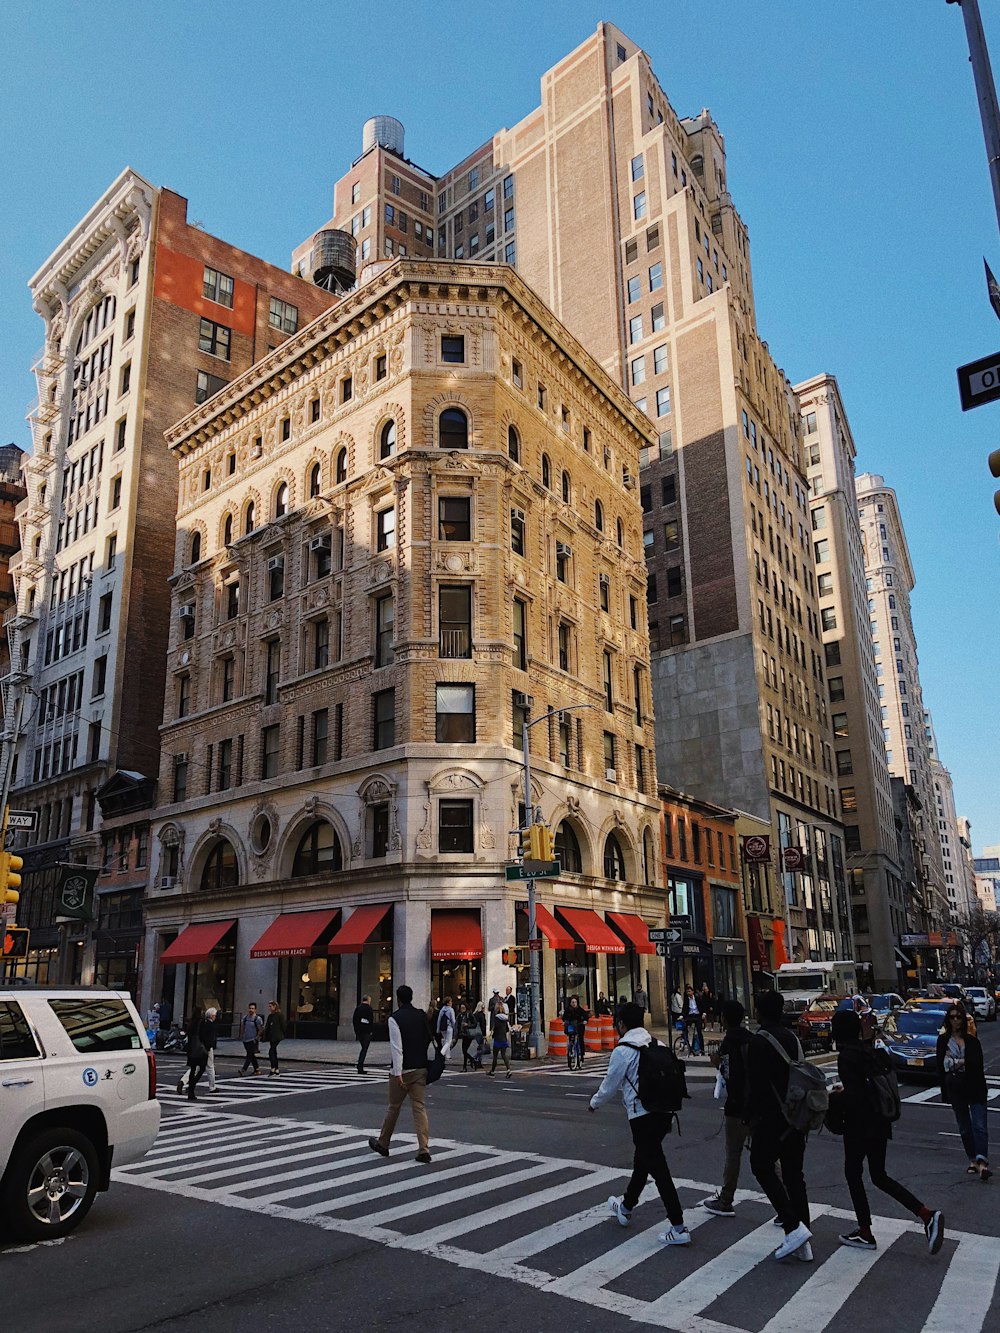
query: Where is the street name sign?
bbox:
[957,350,1000,411]
[505,861,559,881]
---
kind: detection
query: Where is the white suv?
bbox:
[0,987,161,1241]
[964,987,997,1022]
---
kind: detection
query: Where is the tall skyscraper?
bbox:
[296,20,853,967]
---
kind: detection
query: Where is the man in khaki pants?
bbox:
[369,985,435,1163]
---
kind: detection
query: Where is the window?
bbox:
[649,262,663,291]
[280,416,291,443]
[313,709,329,765]
[313,616,330,670]
[441,334,465,363]
[510,508,525,556]
[266,296,297,334]
[218,737,234,790]
[308,461,321,497]
[373,688,395,749]
[821,607,837,631]
[669,613,687,645]
[268,555,284,600]
[379,419,396,459]
[633,191,647,220]
[626,238,639,264]
[603,730,617,779]
[376,507,396,551]
[261,724,280,779]
[656,387,671,417]
[512,691,531,747]
[836,750,854,776]
[561,470,571,503]
[221,655,235,702]
[92,654,108,698]
[199,318,231,360]
[264,638,281,704]
[631,355,646,386]
[651,302,665,331]
[507,424,520,461]
[595,499,605,531]
[436,684,475,742]
[664,519,680,551]
[439,800,473,853]
[274,481,288,518]
[627,275,641,303]
[371,803,389,858]
[513,598,527,669]
[203,266,234,308]
[629,314,643,344]
[335,448,347,484]
[439,496,471,541]
[439,407,468,449]
[196,370,227,403]
[814,538,830,563]
[439,585,471,657]
[504,207,515,232]
[604,833,626,880]
[374,594,394,667]
[310,396,322,423]
[542,454,551,487]
[173,755,189,802]
[292,820,342,877]
[98,591,113,634]
[374,353,387,382]
[177,674,190,718]
[603,650,614,711]
[556,541,570,583]
[631,153,644,181]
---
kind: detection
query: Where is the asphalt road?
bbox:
[4,1021,1000,1333]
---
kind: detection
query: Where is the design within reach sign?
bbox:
[957,350,1000,411]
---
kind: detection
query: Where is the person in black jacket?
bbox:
[369,985,435,1163]
[353,995,375,1074]
[936,1005,991,1181]
[744,989,812,1261]
[177,1005,218,1096]
[180,1006,207,1102]
[262,1001,285,1076]
[700,1000,752,1216]
[830,1009,944,1252]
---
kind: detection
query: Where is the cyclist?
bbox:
[682,985,704,1055]
[562,996,590,1069]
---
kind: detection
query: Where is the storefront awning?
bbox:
[328,904,391,955]
[520,904,576,950]
[606,911,656,954]
[431,909,483,960]
[558,907,626,954]
[250,909,339,959]
[160,919,236,964]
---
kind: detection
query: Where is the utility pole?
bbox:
[949,0,1000,238]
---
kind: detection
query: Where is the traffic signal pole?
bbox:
[521,719,542,1058]
[949,0,1000,240]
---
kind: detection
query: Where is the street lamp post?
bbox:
[520,700,598,1059]
[948,0,1000,239]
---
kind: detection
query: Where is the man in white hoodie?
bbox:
[589,1002,691,1247]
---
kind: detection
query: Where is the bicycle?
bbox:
[671,1019,695,1058]
[566,1025,585,1070]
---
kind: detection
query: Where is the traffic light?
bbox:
[2,927,28,958]
[527,823,554,863]
[990,448,1000,517]
[0,851,22,907]
[502,946,527,967]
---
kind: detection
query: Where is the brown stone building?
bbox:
[0,444,27,678]
[8,170,334,986]
[145,259,666,1037]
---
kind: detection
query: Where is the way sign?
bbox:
[5,810,37,831]
[655,942,680,957]
[505,861,560,881]
[958,350,1000,411]
[649,926,683,945]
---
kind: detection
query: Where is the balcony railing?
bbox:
[439,627,471,658]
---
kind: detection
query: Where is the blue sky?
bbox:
[1,1,998,848]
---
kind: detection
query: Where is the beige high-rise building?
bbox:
[145,260,665,1035]
[794,376,903,987]
[855,473,949,938]
[297,21,853,971]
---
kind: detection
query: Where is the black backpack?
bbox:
[867,1047,901,1123]
[623,1039,689,1119]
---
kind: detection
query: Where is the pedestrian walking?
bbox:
[700,983,715,1031]
[238,1001,264,1076]
[590,1002,691,1247]
[633,983,648,1015]
[369,985,434,1163]
[936,1004,991,1181]
[745,989,813,1261]
[595,992,612,1017]
[669,984,684,1037]
[262,1001,285,1076]
[178,1006,218,1095]
[488,987,502,1019]
[456,1002,473,1070]
[353,994,375,1073]
[682,985,704,1054]
[488,998,514,1078]
[700,1000,753,1216]
[436,994,456,1055]
[179,1007,208,1102]
[470,1000,488,1070]
[829,1008,944,1252]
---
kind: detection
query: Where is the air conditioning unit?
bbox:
[175,752,189,764]
[605,767,617,781]
[178,603,195,620]
[622,470,635,489]
[556,541,571,558]
[160,876,176,890]
[513,691,533,710]
[267,555,284,572]
[558,710,572,726]
[511,507,525,523]
[308,535,331,552]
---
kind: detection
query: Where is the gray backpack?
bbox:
[759,1029,829,1134]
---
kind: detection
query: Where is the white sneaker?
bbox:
[794,1241,814,1262]
[774,1222,812,1260]
[607,1196,632,1227]
[658,1225,692,1247]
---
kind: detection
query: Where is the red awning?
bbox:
[558,907,626,954]
[520,904,576,950]
[431,909,483,960]
[160,919,236,964]
[607,911,657,954]
[250,909,339,959]
[328,904,391,955]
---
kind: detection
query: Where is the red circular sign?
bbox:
[744,836,768,859]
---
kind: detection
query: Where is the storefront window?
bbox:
[556,945,595,1009]
[431,958,481,1009]
[711,886,738,939]
[668,873,703,934]
[607,951,640,1004]
[280,955,340,1037]
[183,927,237,1028]
[359,908,394,1031]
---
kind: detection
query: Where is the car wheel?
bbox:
[0,1127,100,1242]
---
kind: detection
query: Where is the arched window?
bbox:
[507,425,520,463]
[244,500,256,535]
[274,482,288,519]
[643,828,654,885]
[200,838,239,890]
[223,513,233,546]
[190,531,202,564]
[292,820,343,878]
[380,419,396,459]
[603,832,626,881]
[561,471,571,504]
[308,462,321,498]
[616,517,624,548]
[335,448,347,484]
[555,821,583,874]
[595,500,604,532]
[541,454,551,488]
[439,408,468,450]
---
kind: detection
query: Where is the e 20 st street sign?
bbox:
[957,350,1000,411]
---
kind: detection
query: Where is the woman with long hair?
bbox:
[936,1005,990,1181]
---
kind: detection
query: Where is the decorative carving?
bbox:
[415,798,433,849]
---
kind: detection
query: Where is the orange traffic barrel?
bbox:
[599,1012,615,1050]
[585,1021,603,1053]
[548,1016,567,1058]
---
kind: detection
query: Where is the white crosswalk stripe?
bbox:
[157,1067,378,1107]
[114,1110,999,1331]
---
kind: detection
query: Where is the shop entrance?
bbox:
[431,958,481,1010]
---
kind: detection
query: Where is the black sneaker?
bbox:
[925,1210,944,1255]
[415,1150,432,1164]
[700,1197,736,1217]
[368,1137,389,1158]
[839,1229,877,1250]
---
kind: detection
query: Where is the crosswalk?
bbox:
[531,1054,717,1081]
[114,1109,999,1331]
[900,1076,1000,1110]
[158,1067,377,1108]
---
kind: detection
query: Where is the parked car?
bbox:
[0,987,160,1242]
[963,987,997,1022]
[868,992,904,1020]
[876,1007,943,1078]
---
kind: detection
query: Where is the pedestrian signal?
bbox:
[2,927,29,958]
